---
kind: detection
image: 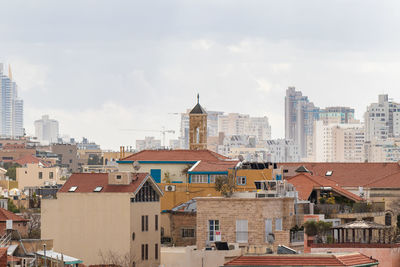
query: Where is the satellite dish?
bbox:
[238,155,244,162]
[132,161,141,171]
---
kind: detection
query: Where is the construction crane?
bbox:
[120,127,175,148]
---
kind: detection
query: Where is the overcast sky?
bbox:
[2,0,400,150]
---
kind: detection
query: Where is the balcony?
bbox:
[290,230,304,243]
[314,202,385,219]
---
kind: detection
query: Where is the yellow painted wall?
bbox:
[230,168,273,191]
[16,164,63,190]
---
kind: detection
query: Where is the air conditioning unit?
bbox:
[164,185,176,192]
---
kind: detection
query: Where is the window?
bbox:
[69,159,72,163]
[131,182,159,203]
[325,171,333,176]
[275,218,282,231]
[93,186,103,192]
[68,186,77,192]
[236,219,248,243]
[191,175,208,183]
[49,172,54,179]
[142,215,148,232]
[141,244,148,260]
[155,244,158,260]
[265,219,273,243]
[38,172,43,179]
[237,176,246,185]
[116,175,122,180]
[208,220,220,242]
[181,228,195,238]
[155,215,158,231]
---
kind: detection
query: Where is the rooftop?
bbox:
[15,155,50,167]
[189,160,238,173]
[224,253,378,266]
[286,173,363,202]
[120,149,229,162]
[0,208,28,222]
[333,220,390,229]
[58,172,156,194]
[279,162,400,188]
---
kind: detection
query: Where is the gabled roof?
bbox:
[334,220,390,229]
[279,162,400,188]
[120,149,229,162]
[188,160,238,173]
[0,208,28,222]
[15,155,50,167]
[286,173,363,202]
[58,172,162,195]
[224,253,378,266]
[363,171,400,188]
[295,165,310,173]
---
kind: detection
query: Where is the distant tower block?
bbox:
[189,94,207,150]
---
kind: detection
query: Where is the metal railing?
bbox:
[315,202,385,217]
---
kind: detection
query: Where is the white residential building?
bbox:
[364,94,400,142]
[263,139,300,162]
[313,121,365,162]
[34,115,59,144]
[365,138,400,162]
[0,64,24,137]
[136,136,162,151]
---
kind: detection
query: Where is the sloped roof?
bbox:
[15,155,50,167]
[363,171,400,188]
[58,173,160,194]
[189,103,207,114]
[0,208,28,222]
[286,173,363,202]
[171,199,197,212]
[224,253,378,266]
[334,220,390,229]
[295,165,310,173]
[189,160,238,172]
[279,162,400,188]
[120,149,229,162]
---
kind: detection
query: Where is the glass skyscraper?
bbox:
[0,63,24,137]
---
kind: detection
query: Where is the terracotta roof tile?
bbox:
[189,160,238,172]
[287,173,363,202]
[224,253,378,266]
[120,149,229,162]
[58,173,149,193]
[279,162,400,187]
[0,208,28,222]
[15,155,50,167]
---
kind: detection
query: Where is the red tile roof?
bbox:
[189,160,238,172]
[58,173,150,193]
[363,171,400,188]
[286,173,363,202]
[0,208,28,222]
[120,149,229,162]
[15,155,50,167]
[279,162,400,188]
[224,253,378,266]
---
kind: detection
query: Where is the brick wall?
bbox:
[169,212,197,246]
[196,197,295,250]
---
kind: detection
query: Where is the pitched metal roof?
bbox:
[189,103,207,114]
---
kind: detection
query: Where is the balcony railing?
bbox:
[315,202,385,217]
[290,230,304,243]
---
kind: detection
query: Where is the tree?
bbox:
[214,174,236,197]
[4,163,21,180]
[22,210,41,239]
[304,220,332,237]
[8,199,20,213]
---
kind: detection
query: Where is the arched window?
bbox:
[385,213,392,226]
[196,127,200,143]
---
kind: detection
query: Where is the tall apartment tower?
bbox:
[0,64,24,137]
[34,115,59,144]
[189,95,207,150]
[364,94,400,142]
[319,107,355,124]
[285,87,319,159]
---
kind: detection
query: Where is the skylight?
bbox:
[93,186,103,192]
[68,186,78,192]
[325,171,333,176]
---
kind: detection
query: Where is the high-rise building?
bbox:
[364,94,400,142]
[34,115,59,144]
[319,107,355,124]
[218,114,271,141]
[136,136,162,151]
[0,64,24,137]
[285,87,319,158]
[313,121,365,162]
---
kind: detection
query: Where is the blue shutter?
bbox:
[150,169,162,183]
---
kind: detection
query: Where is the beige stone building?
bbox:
[16,163,62,190]
[196,195,297,252]
[41,172,163,266]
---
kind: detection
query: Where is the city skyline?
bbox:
[2,1,400,149]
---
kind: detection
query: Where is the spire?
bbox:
[8,64,12,81]
[197,93,199,104]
